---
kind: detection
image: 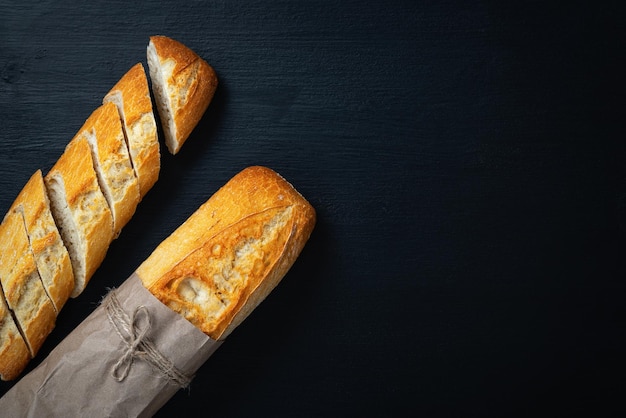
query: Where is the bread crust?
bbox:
[0,287,30,381]
[85,102,140,235]
[10,170,74,312]
[45,135,114,296]
[103,63,160,198]
[137,166,315,340]
[147,35,218,154]
[0,211,56,357]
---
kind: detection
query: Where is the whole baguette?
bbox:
[147,35,218,154]
[137,166,316,340]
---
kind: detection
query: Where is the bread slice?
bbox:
[147,35,218,154]
[9,170,74,312]
[0,288,30,381]
[0,211,56,357]
[45,135,114,297]
[103,63,161,198]
[83,102,141,236]
[137,166,316,340]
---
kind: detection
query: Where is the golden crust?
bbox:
[9,170,74,312]
[0,291,30,381]
[0,211,56,357]
[137,166,315,340]
[148,35,218,154]
[85,102,140,234]
[103,63,160,197]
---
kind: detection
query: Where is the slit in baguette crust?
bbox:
[106,92,132,158]
[102,91,138,186]
[147,43,177,154]
[15,208,59,315]
[17,213,73,313]
[44,174,86,298]
[103,63,160,198]
[6,265,53,357]
[147,36,218,155]
[0,283,30,381]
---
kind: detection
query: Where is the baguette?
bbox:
[137,166,316,340]
[0,211,56,358]
[103,63,160,198]
[147,35,218,154]
[45,135,114,297]
[0,35,219,380]
[9,170,74,312]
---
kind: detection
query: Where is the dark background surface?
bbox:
[1,1,625,416]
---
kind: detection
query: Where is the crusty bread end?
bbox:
[137,166,315,340]
[147,35,218,155]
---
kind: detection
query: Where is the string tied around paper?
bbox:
[105,288,192,388]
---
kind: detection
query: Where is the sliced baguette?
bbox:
[147,35,218,154]
[9,170,74,312]
[137,166,316,340]
[84,102,140,236]
[45,135,114,297]
[0,36,219,380]
[103,63,161,198]
[0,288,30,381]
[0,211,56,357]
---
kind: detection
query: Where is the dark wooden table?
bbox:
[1,1,624,416]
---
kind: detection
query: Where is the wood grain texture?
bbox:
[1,0,625,416]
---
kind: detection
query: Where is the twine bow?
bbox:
[105,289,192,388]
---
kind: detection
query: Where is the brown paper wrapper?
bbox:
[0,273,222,417]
